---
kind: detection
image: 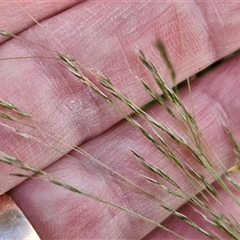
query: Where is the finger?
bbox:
[1,2,240,193]
[0,1,82,45]
[9,52,240,238]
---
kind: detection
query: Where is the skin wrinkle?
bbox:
[194,2,220,61]
[200,86,231,134]
[114,34,135,82]
[174,3,215,77]
[200,60,237,132]
[196,2,240,59]
[119,3,149,37]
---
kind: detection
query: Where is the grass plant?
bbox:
[1,2,240,239]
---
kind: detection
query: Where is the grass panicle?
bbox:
[1,3,240,239]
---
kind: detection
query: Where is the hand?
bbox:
[1,1,240,239]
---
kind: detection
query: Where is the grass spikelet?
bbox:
[155,40,176,87]
[0,98,31,118]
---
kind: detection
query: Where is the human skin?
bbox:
[1,1,240,239]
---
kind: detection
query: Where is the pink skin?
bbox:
[1,1,240,239]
